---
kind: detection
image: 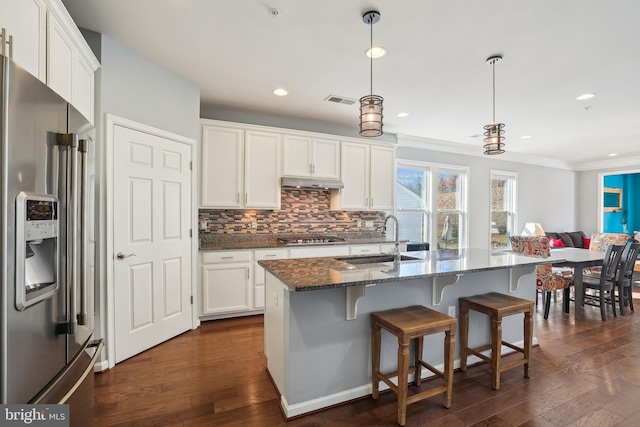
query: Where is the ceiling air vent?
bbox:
[325,95,356,106]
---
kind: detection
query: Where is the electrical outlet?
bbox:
[356,220,362,228]
[448,306,456,317]
[365,220,374,228]
[200,220,207,230]
[251,220,257,229]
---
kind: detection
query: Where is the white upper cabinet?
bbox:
[335,142,395,211]
[73,52,95,123]
[369,145,395,211]
[244,131,281,208]
[338,142,370,210]
[200,125,281,209]
[282,135,340,179]
[201,126,244,208]
[46,10,74,101]
[0,0,46,80]
[1,0,99,123]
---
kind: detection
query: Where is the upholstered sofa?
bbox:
[545,231,628,250]
[545,231,588,248]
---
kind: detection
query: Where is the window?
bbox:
[396,161,468,249]
[396,165,430,243]
[436,168,468,249]
[490,170,517,249]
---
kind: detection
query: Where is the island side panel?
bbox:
[265,269,535,416]
[264,272,290,398]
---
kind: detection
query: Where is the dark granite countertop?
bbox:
[258,248,556,291]
[199,234,401,251]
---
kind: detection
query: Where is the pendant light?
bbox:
[483,55,505,155]
[359,10,383,137]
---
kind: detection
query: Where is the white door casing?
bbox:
[110,120,194,364]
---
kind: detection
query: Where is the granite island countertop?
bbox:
[259,248,558,291]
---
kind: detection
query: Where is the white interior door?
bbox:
[113,125,192,363]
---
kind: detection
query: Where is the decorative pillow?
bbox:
[567,231,586,248]
[549,238,565,247]
[557,232,575,247]
[582,236,591,249]
[545,232,560,240]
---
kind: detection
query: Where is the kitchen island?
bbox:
[259,249,550,418]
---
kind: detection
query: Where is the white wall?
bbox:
[100,36,200,140]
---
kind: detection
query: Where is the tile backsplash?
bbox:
[199,188,387,235]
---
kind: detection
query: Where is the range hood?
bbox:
[281,177,344,189]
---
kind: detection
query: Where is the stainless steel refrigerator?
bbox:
[1,53,102,422]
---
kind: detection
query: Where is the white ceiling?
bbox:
[61,0,640,170]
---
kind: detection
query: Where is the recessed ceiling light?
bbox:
[365,46,387,59]
[576,93,596,100]
[520,135,532,139]
[396,112,410,118]
[273,88,288,96]
[608,153,618,157]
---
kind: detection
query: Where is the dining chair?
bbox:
[553,232,629,287]
[583,233,629,274]
[581,244,625,321]
[615,242,640,315]
[510,236,572,319]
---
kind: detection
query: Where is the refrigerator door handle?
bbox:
[29,339,104,404]
[55,133,78,335]
[78,139,89,325]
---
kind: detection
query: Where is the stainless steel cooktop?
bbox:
[276,235,346,245]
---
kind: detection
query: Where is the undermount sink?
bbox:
[338,255,420,265]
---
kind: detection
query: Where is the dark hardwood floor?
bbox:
[94,288,640,426]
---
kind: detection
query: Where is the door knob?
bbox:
[116,252,136,260]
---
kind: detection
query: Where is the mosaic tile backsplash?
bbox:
[199,188,387,236]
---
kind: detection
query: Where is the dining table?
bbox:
[547,247,606,320]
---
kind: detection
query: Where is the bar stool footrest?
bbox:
[418,360,444,379]
[406,386,449,406]
[501,341,524,353]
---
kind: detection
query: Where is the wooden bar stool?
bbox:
[459,292,534,390]
[371,305,456,426]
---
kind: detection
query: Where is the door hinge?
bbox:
[190,295,193,305]
[189,229,192,237]
[190,161,193,170]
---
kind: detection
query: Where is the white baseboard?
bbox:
[94,359,109,372]
[281,385,372,418]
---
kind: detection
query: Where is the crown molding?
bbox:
[396,134,576,170]
[573,155,640,172]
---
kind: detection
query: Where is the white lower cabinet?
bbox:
[288,246,350,259]
[254,249,288,309]
[349,244,381,255]
[199,243,406,319]
[349,243,407,255]
[201,251,252,317]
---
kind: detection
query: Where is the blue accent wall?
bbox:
[603,173,640,233]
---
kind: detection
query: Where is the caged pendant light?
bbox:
[359,10,383,137]
[483,55,505,155]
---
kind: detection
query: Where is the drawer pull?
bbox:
[265,254,277,257]
[221,256,234,259]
